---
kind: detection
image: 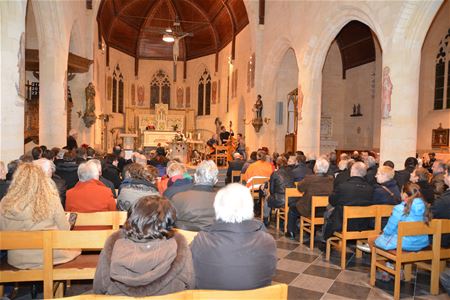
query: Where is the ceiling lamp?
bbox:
[163,34,175,43]
[162,28,175,43]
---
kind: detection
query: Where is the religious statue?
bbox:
[254,95,263,119]
[381,66,393,119]
[82,82,96,128]
[251,95,264,132]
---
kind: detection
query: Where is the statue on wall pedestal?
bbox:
[381,66,393,119]
[254,94,263,118]
[82,82,97,128]
[252,95,264,132]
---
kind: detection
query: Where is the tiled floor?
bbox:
[267,226,449,300]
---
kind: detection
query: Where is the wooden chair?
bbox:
[326,205,380,269]
[213,145,228,167]
[414,219,450,294]
[50,230,115,298]
[75,211,127,230]
[174,229,198,245]
[55,283,288,300]
[192,283,288,299]
[0,231,47,297]
[299,196,329,250]
[231,170,241,183]
[275,188,302,233]
[355,205,395,259]
[369,220,442,300]
[325,205,394,269]
[249,177,270,221]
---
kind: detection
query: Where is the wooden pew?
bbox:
[0,231,47,297]
[54,283,289,300]
[74,211,127,230]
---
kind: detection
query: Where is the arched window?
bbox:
[150,70,171,109]
[198,69,211,116]
[112,64,124,113]
[434,28,450,110]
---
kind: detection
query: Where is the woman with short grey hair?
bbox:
[194,160,218,186]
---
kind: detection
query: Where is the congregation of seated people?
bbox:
[0,142,449,297]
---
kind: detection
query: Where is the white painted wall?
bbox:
[417,0,450,154]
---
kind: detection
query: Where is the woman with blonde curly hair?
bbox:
[0,163,80,269]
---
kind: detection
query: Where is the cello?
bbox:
[226,121,238,161]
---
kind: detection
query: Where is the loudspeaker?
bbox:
[276,101,283,125]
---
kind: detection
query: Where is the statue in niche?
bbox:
[253,95,263,118]
[381,66,393,119]
[82,82,96,128]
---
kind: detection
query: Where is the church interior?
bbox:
[1,0,450,299]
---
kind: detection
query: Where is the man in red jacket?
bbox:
[66,161,116,212]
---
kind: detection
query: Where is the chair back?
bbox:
[396,220,440,260]
[174,229,198,245]
[311,196,329,220]
[284,187,302,201]
[342,205,378,238]
[0,231,48,287]
[374,205,394,231]
[75,211,127,230]
[54,283,288,300]
[231,170,241,183]
[440,219,450,259]
[250,177,270,193]
[193,283,288,300]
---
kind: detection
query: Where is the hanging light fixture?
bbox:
[162,28,175,43]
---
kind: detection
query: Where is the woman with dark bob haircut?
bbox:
[94,196,195,296]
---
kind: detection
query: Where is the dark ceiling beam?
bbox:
[337,36,374,50]
[117,15,141,30]
[259,0,265,25]
[26,49,93,73]
[134,0,160,76]
[185,0,220,54]
[222,0,236,60]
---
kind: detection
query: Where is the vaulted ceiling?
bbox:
[335,21,376,78]
[97,0,249,62]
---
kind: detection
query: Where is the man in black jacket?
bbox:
[324,162,373,239]
[102,154,122,189]
[431,162,450,247]
[291,154,312,182]
[225,153,245,184]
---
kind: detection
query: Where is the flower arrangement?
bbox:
[172,132,186,143]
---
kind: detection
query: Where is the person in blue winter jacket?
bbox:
[374,182,432,251]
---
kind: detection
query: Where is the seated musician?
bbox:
[207,134,219,155]
[219,126,232,145]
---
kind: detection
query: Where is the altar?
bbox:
[138,104,185,148]
[143,131,178,147]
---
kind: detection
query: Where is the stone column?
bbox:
[297,73,321,157]
[38,46,69,148]
[379,46,421,168]
[0,1,26,163]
